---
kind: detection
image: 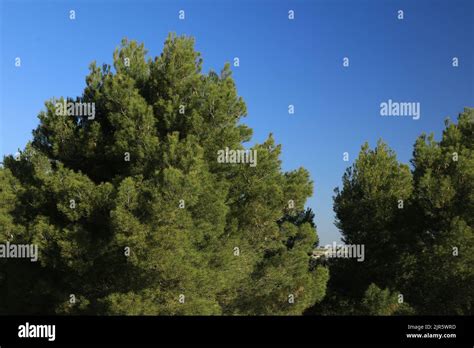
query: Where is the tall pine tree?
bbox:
[0,34,327,315]
[312,108,473,315]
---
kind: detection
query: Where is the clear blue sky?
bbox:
[1,0,473,244]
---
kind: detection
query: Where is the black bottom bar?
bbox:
[0,315,473,346]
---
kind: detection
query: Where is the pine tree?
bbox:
[405,108,474,314]
[0,34,327,315]
[315,109,474,315]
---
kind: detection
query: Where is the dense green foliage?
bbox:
[0,35,328,315]
[309,108,474,315]
[0,34,472,316]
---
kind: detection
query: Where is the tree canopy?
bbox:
[0,34,328,315]
[1,33,471,316]
[309,108,474,315]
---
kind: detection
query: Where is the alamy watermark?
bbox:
[380,99,420,120]
[18,322,55,341]
[323,242,365,262]
[0,242,38,262]
[217,147,257,167]
[55,100,95,120]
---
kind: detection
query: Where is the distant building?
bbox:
[311,247,331,259]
